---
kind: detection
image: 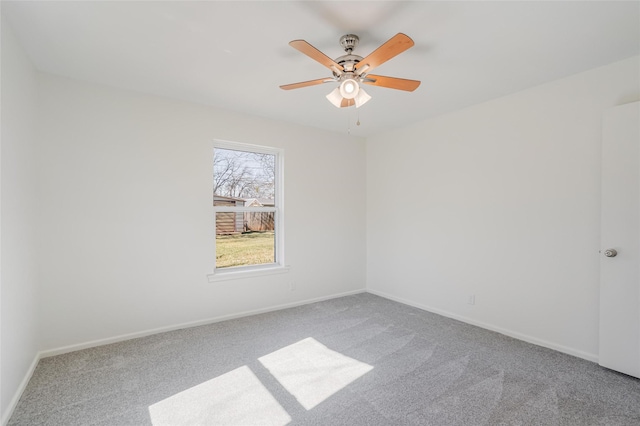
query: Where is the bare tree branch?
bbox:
[214,149,275,200]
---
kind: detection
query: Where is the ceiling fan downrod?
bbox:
[336,34,363,76]
[339,34,359,54]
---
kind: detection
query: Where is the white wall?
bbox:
[366,56,640,361]
[0,18,40,421]
[36,74,366,351]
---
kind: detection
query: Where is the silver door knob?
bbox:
[604,249,618,257]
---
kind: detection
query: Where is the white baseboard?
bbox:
[366,288,598,363]
[2,352,41,426]
[7,286,596,425]
[40,288,367,358]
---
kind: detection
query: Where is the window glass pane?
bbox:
[213,146,278,270]
[214,148,275,202]
[215,213,275,269]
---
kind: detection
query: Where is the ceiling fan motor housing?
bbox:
[335,54,363,74]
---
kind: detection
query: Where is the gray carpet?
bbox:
[8,293,640,425]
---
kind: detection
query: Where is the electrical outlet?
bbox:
[289,281,296,292]
[468,294,475,305]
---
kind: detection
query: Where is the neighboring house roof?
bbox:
[244,198,275,207]
[213,194,245,202]
[214,195,274,206]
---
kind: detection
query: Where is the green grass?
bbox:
[216,231,275,268]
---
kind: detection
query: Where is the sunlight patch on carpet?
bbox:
[148,365,291,426]
[258,337,373,410]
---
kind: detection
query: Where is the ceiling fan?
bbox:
[280,33,420,108]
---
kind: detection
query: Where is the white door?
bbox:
[599,101,640,378]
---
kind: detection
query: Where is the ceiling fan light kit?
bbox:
[281,33,421,109]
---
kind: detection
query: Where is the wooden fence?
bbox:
[216,212,244,234]
[216,211,274,234]
[245,212,275,232]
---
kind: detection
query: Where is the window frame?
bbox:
[208,139,287,282]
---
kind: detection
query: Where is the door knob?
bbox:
[604,249,618,258]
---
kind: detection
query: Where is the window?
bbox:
[209,140,286,280]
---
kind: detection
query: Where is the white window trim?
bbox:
[208,264,290,282]
[208,139,286,282]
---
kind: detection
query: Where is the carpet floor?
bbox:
[8,293,640,425]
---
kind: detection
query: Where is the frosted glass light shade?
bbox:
[355,87,371,108]
[326,88,343,108]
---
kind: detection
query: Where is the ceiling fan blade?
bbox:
[340,98,355,108]
[362,75,421,92]
[355,33,414,74]
[289,40,344,73]
[280,78,333,90]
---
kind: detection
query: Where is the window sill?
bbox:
[208,265,290,282]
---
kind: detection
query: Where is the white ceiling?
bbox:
[3,1,639,137]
